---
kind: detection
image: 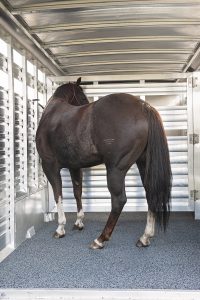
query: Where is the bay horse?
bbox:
[36,77,172,249]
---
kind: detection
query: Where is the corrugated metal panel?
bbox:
[0,87,10,251]
[59,83,190,212]
[3,0,200,75]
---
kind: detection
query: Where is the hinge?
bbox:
[189,133,199,144]
[190,190,200,201]
[192,76,200,88]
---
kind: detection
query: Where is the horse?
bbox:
[36,77,172,249]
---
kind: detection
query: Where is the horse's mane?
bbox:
[53,84,69,99]
[52,83,89,106]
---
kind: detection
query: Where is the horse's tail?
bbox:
[144,103,172,230]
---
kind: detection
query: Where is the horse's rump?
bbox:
[91,93,148,166]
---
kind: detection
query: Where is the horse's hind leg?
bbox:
[42,160,66,238]
[136,210,155,247]
[69,168,84,230]
[136,155,156,247]
[90,167,126,249]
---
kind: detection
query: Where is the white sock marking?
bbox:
[56,196,66,235]
[94,239,103,248]
[140,210,155,245]
[75,209,84,228]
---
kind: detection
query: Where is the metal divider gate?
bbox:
[49,78,194,213]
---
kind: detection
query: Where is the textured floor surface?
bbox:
[0,212,200,289]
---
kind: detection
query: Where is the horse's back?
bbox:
[93,93,146,122]
[93,93,148,138]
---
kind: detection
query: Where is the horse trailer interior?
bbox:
[0,1,200,299]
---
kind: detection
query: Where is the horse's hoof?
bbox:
[90,239,104,250]
[136,239,149,248]
[73,224,84,231]
[53,232,65,239]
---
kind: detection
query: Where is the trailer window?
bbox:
[0,38,7,56]
[27,86,35,99]
[27,60,35,76]
[14,78,23,97]
[38,69,45,83]
[0,70,8,90]
[13,49,23,68]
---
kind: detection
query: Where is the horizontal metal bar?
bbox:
[44,36,200,48]
[48,73,189,82]
[62,172,187,179]
[61,68,183,76]
[31,19,200,33]
[55,49,192,59]
[83,83,187,89]
[62,189,188,198]
[84,87,187,96]
[62,168,188,178]
[62,178,188,187]
[62,177,188,186]
[61,202,193,212]
[62,164,188,177]
[61,59,186,68]
[12,0,200,13]
[61,198,190,204]
[2,288,200,300]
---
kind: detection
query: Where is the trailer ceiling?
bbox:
[2,0,200,76]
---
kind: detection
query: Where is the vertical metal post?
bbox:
[41,68,47,186]
[7,36,15,248]
[47,77,53,101]
[192,72,200,219]
[93,81,98,102]
[33,60,39,189]
[42,67,48,106]
[22,49,28,193]
[187,75,195,211]
[46,76,54,212]
[140,80,146,101]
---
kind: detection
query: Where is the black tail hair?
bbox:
[144,103,172,230]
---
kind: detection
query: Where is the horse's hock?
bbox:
[0,1,200,299]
